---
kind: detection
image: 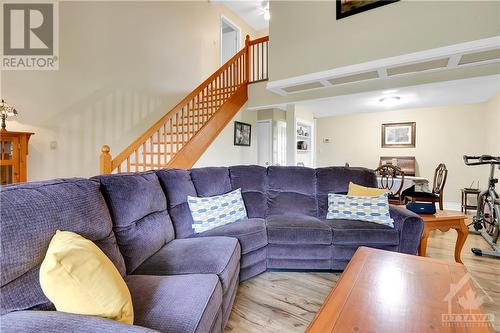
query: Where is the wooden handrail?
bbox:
[249,35,269,45]
[100,35,269,174]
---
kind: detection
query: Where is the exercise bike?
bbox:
[463,155,500,258]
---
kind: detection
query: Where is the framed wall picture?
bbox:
[337,0,400,20]
[234,121,251,146]
[381,122,416,148]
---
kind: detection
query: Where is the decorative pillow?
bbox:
[326,193,394,227]
[347,182,388,197]
[40,230,134,324]
[188,188,248,233]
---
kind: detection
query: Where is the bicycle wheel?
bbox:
[482,197,497,237]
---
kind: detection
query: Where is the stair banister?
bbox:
[100,35,268,174]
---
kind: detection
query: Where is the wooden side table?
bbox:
[418,210,468,263]
[461,188,480,214]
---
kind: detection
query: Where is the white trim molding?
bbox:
[220,14,242,66]
[267,36,500,96]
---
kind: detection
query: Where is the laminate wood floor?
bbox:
[224,222,500,332]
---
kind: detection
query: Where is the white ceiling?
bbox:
[298,75,500,118]
[216,1,269,31]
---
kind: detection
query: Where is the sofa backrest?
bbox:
[228,165,268,218]
[156,168,198,238]
[94,172,175,274]
[267,166,317,216]
[316,167,378,218]
[0,178,125,315]
[156,166,269,238]
[155,165,376,236]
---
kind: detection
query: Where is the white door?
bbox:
[276,121,287,166]
[257,120,272,167]
[221,16,241,65]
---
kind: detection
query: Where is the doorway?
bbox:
[220,16,241,65]
[275,121,287,166]
[257,120,272,167]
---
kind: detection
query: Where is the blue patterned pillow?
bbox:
[188,188,248,233]
[326,193,394,227]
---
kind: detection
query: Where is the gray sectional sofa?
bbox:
[0,166,424,333]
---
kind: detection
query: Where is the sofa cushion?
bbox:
[126,274,222,333]
[95,172,174,274]
[327,193,394,227]
[194,218,268,254]
[266,214,332,245]
[156,169,197,239]
[267,166,317,216]
[39,231,134,324]
[190,167,231,196]
[316,167,377,218]
[0,178,125,315]
[348,182,388,197]
[188,188,248,233]
[133,237,240,293]
[229,165,268,218]
[325,219,400,246]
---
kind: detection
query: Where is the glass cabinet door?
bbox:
[0,165,13,185]
[0,137,19,185]
[1,141,13,160]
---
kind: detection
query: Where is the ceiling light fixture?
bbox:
[259,1,270,21]
[379,96,401,106]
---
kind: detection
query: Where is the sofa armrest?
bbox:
[0,311,159,333]
[389,205,424,255]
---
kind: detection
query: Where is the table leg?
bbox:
[419,229,429,257]
[454,219,468,264]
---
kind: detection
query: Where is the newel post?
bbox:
[245,35,250,83]
[100,145,112,174]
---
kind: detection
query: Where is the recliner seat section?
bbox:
[265,167,333,269]
[1,178,224,333]
[95,172,241,329]
[156,166,269,282]
[1,165,424,333]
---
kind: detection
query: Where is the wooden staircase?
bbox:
[100,35,269,174]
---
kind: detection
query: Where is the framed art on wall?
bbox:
[336,0,399,20]
[381,122,416,148]
[234,121,251,146]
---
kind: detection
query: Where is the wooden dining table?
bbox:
[376,175,430,193]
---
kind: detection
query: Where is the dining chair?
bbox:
[405,163,448,210]
[375,164,406,205]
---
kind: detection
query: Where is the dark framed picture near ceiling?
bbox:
[381,122,416,148]
[336,0,399,19]
[234,121,251,147]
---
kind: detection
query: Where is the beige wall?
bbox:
[0,1,259,181]
[195,106,258,167]
[316,97,500,205]
[269,1,500,81]
[485,94,500,154]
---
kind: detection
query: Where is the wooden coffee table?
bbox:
[306,247,493,333]
[418,210,468,263]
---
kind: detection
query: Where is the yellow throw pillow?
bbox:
[347,182,388,197]
[40,230,134,324]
